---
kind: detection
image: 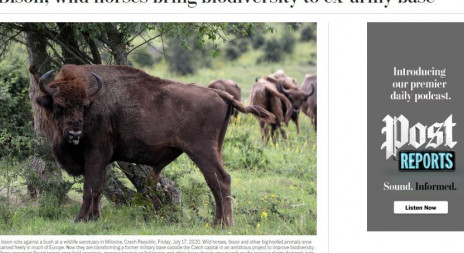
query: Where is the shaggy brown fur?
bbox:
[301,74,317,131]
[35,64,276,226]
[249,77,292,142]
[266,71,314,134]
[208,79,241,118]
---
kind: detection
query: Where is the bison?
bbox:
[34,64,276,226]
[266,70,314,134]
[249,76,292,141]
[301,74,317,132]
[271,69,298,89]
[208,80,241,118]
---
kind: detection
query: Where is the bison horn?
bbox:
[89,72,103,96]
[39,70,57,96]
[280,82,291,95]
[304,83,315,97]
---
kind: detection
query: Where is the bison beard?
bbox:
[35,64,276,226]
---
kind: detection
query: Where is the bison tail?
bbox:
[242,105,277,124]
[265,86,292,123]
[211,88,276,124]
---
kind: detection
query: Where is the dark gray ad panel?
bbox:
[367,23,464,231]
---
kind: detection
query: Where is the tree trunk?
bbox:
[24,24,65,200]
[104,163,181,208]
[103,167,136,205]
[117,162,181,207]
[24,23,52,139]
[103,24,128,65]
[57,23,83,65]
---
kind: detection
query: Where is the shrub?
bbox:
[262,38,283,63]
[130,48,156,68]
[225,43,241,61]
[167,39,196,75]
[251,33,266,49]
[301,25,316,42]
[0,197,13,230]
[281,30,296,54]
[237,39,249,53]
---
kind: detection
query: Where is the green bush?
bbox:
[130,48,156,68]
[300,25,316,42]
[251,33,266,49]
[225,43,241,61]
[262,38,283,63]
[167,39,196,75]
[0,197,13,230]
[0,59,35,160]
[281,30,296,54]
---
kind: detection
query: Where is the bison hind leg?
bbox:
[259,120,271,142]
[186,149,233,227]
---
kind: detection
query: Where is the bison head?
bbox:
[280,83,314,117]
[36,70,102,145]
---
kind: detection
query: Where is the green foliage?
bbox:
[167,38,196,75]
[281,30,296,54]
[251,33,266,49]
[0,58,35,161]
[262,38,283,63]
[300,24,317,42]
[225,42,242,61]
[222,121,269,171]
[130,47,156,68]
[0,196,13,230]
[38,193,65,220]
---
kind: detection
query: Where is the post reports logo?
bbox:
[381,115,457,171]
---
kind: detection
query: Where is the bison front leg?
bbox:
[75,156,108,222]
[293,114,300,135]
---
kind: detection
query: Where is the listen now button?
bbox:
[394,201,448,214]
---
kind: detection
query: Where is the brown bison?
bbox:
[266,70,314,134]
[208,80,241,118]
[249,76,292,141]
[301,74,317,131]
[34,64,276,226]
[271,69,298,89]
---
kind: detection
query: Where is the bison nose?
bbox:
[68,130,82,138]
[67,130,82,145]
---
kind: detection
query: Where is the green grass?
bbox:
[0,24,317,235]
[0,116,316,235]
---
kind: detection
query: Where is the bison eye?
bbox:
[53,104,64,112]
[83,104,92,113]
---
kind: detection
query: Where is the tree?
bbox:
[0,22,265,209]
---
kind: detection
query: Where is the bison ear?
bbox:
[36,95,53,111]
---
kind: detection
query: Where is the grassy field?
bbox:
[0,24,317,235]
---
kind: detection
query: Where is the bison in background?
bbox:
[267,70,314,134]
[33,64,276,226]
[271,69,298,89]
[249,76,292,142]
[301,74,317,132]
[208,79,241,118]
